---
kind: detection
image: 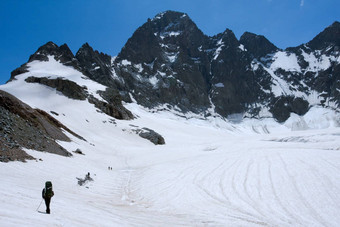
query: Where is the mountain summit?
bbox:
[307,21,340,50]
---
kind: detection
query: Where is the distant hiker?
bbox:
[42,181,54,214]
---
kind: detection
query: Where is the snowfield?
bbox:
[1,60,340,226]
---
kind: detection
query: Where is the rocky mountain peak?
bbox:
[76,42,111,64]
[76,42,93,55]
[307,20,340,50]
[150,10,195,33]
[28,41,75,63]
[239,32,278,58]
[117,21,162,63]
[152,10,188,22]
[75,43,113,86]
[215,29,239,47]
[117,10,205,64]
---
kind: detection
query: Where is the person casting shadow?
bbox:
[42,181,54,214]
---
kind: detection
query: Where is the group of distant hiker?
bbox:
[108,166,113,170]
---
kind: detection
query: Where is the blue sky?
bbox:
[0,0,339,85]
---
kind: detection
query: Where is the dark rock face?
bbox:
[240,32,278,58]
[10,64,29,82]
[88,94,134,120]
[307,21,340,50]
[270,96,309,122]
[0,90,86,162]
[75,43,114,87]
[209,30,257,116]
[115,11,211,112]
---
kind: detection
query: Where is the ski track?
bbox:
[2,129,340,226]
[266,156,300,225]
[112,135,340,226]
[278,154,328,226]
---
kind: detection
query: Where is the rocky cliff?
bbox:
[0,90,84,162]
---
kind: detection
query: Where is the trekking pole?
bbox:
[36,198,43,211]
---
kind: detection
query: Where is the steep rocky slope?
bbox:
[0,90,84,162]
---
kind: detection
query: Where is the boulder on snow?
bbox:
[138,127,165,145]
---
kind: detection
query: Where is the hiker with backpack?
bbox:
[42,181,54,214]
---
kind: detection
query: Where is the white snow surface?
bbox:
[301,50,331,72]
[148,75,159,87]
[270,51,301,73]
[121,59,132,66]
[1,60,340,226]
[214,82,225,88]
[165,52,178,63]
[238,44,247,51]
[168,31,181,37]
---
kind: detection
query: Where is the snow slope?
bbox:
[1,59,340,226]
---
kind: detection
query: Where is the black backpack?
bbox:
[44,181,53,198]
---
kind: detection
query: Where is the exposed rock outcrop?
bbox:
[270,96,310,123]
[25,76,87,100]
[239,32,278,58]
[0,90,85,162]
[75,43,115,87]
[138,128,165,145]
[24,76,134,120]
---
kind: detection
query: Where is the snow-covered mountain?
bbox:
[0,10,340,226]
[9,11,340,123]
[111,11,339,122]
